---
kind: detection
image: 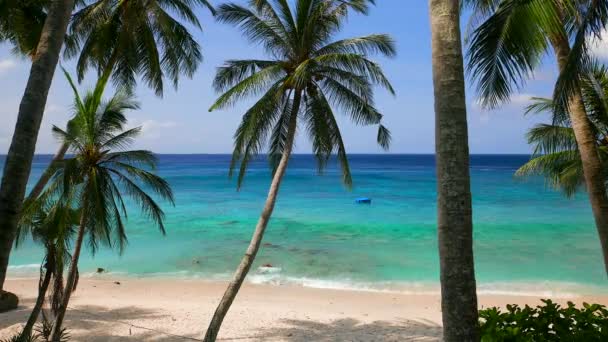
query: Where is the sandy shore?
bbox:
[1,277,607,341]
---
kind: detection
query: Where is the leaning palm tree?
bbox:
[202,1,394,340]
[517,63,608,196]
[47,71,174,340]
[428,0,478,341]
[15,199,79,340]
[26,0,216,207]
[0,0,76,298]
[466,0,608,275]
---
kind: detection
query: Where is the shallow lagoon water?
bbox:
[5,154,605,295]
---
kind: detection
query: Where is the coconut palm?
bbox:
[517,63,608,196]
[428,0,478,341]
[0,0,76,301]
[46,71,174,340]
[202,0,393,340]
[65,0,215,95]
[26,0,216,209]
[14,199,79,340]
[466,0,608,275]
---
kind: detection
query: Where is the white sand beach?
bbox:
[1,277,607,341]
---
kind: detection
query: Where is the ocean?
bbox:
[3,154,606,295]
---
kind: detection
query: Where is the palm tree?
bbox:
[428,0,479,341]
[0,0,47,56]
[46,71,174,340]
[466,0,608,275]
[26,0,216,207]
[66,0,215,95]
[0,0,76,303]
[15,199,79,340]
[202,0,394,340]
[517,63,608,196]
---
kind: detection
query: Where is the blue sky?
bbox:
[1,1,605,154]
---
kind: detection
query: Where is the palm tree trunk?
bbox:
[26,144,69,202]
[551,36,608,276]
[50,212,86,342]
[429,1,479,341]
[0,0,76,293]
[21,262,53,338]
[203,92,301,342]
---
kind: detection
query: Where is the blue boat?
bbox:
[355,197,372,204]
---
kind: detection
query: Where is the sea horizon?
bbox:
[4,154,606,296]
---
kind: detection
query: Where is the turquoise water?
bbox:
[4,154,606,295]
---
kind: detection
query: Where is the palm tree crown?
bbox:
[49,71,175,253]
[517,62,608,196]
[210,0,395,189]
[65,0,215,96]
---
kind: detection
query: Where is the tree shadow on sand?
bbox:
[227,318,442,342]
[0,297,37,330]
[1,300,199,342]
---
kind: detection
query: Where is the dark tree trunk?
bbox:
[428,0,479,341]
[202,92,301,342]
[25,143,69,202]
[0,0,76,292]
[551,36,608,276]
[49,212,86,341]
[21,263,53,338]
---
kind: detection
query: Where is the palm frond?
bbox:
[466,0,560,109]
[553,0,608,118]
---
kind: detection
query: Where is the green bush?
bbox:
[479,299,608,341]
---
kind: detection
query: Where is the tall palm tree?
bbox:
[203,1,394,340]
[428,0,479,341]
[26,0,216,207]
[15,200,79,340]
[466,0,608,275]
[46,71,174,340]
[0,0,76,302]
[517,63,608,196]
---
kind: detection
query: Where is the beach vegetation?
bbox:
[203,0,394,340]
[516,62,608,197]
[479,299,608,341]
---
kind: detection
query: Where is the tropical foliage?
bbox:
[516,63,608,196]
[479,300,608,341]
[65,0,215,95]
[0,0,48,56]
[16,199,79,339]
[211,0,394,189]
[31,71,174,339]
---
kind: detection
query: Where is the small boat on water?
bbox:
[355,197,372,204]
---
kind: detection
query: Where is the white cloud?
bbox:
[136,120,179,140]
[590,29,608,59]
[510,93,537,105]
[0,59,16,74]
[471,93,537,112]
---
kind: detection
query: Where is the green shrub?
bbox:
[479,299,608,341]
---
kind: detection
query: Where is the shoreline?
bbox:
[2,277,607,341]
[7,267,608,297]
